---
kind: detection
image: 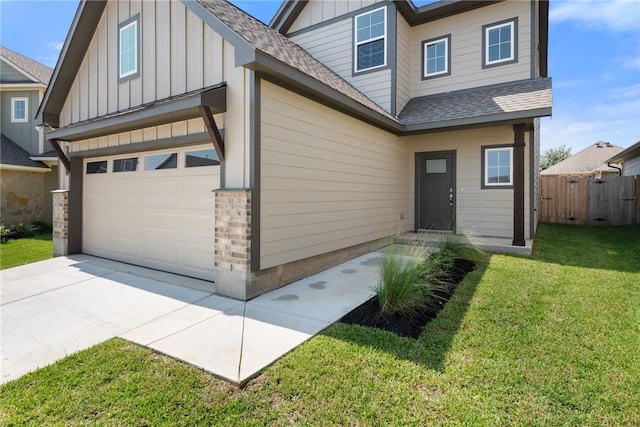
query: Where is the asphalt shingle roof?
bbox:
[399,78,552,126]
[0,134,49,169]
[0,46,53,84]
[541,141,624,175]
[195,0,396,121]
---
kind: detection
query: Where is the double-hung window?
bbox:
[354,7,386,73]
[482,146,513,188]
[422,35,450,79]
[11,97,28,123]
[119,15,139,80]
[483,18,517,67]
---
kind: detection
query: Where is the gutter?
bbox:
[607,162,622,176]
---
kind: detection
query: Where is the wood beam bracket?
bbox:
[49,139,71,172]
[199,105,225,162]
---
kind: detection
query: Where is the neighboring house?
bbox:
[0,46,57,225]
[541,141,624,178]
[37,0,552,300]
[606,140,640,176]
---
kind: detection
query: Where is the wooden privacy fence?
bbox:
[540,175,640,225]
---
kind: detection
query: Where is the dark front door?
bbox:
[416,151,456,231]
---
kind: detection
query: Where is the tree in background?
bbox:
[541,144,571,170]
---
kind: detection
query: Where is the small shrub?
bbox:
[0,225,11,243]
[11,223,34,238]
[31,220,53,234]
[376,250,432,317]
[437,232,467,259]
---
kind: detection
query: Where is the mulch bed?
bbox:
[339,259,475,339]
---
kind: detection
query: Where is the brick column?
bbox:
[52,190,69,256]
[213,189,252,299]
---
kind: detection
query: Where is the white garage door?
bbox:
[83,144,220,281]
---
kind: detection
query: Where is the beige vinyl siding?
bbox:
[404,125,531,239]
[396,12,411,113]
[59,0,228,127]
[410,0,531,97]
[623,157,640,176]
[288,0,385,33]
[260,81,411,269]
[290,16,392,112]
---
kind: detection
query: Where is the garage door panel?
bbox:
[83,145,218,281]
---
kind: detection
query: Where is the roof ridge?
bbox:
[0,45,53,84]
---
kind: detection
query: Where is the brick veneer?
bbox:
[52,190,69,256]
[214,189,251,271]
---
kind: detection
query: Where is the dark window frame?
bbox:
[421,34,451,80]
[482,17,518,69]
[481,144,514,189]
[118,14,140,82]
[353,6,387,75]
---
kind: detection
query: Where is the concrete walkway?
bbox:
[1,252,381,385]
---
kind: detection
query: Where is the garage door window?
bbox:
[145,153,177,170]
[86,161,108,174]
[185,149,219,167]
[113,157,139,172]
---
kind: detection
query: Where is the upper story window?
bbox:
[482,145,513,188]
[354,7,386,73]
[119,15,139,80]
[422,35,451,79]
[483,18,518,68]
[11,97,28,123]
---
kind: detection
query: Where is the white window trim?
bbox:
[353,6,387,73]
[11,97,29,123]
[119,18,138,79]
[484,21,515,66]
[423,37,449,77]
[484,147,513,186]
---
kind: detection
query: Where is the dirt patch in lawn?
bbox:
[339,259,475,339]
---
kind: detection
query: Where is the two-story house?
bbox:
[38,0,551,300]
[1,46,58,225]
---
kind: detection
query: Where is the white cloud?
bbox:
[607,83,640,100]
[550,0,640,32]
[620,54,640,71]
[36,40,64,68]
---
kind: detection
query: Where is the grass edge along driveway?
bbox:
[1,224,639,425]
[0,233,52,270]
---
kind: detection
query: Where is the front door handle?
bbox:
[449,188,454,206]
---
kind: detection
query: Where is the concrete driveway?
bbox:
[1,253,379,384]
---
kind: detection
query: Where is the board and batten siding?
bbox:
[287,0,385,33]
[60,0,253,189]
[1,90,43,154]
[59,0,227,128]
[404,126,532,239]
[290,15,392,112]
[260,81,411,269]
[410,0,532,97]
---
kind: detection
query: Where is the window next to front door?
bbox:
[482,145,513,188]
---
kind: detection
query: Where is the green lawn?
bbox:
[1,224,639,425]
[0,233,52,270]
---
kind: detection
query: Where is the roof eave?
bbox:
[246,51,403,133]
[606,141,640,163]
[36,0,107,127]
[395,0,501,26]
[402,107,551,134]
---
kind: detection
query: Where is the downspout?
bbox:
[607,162,622,176]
